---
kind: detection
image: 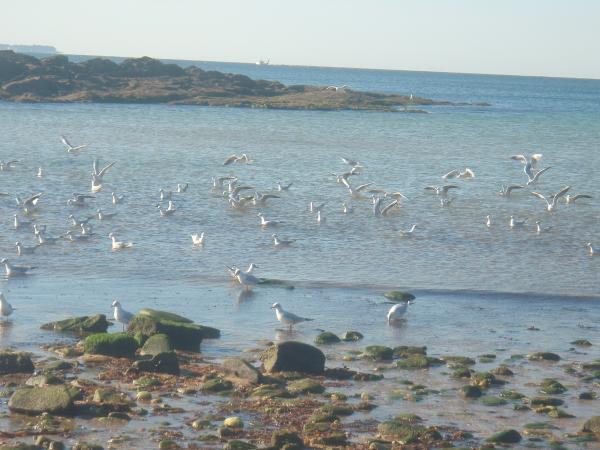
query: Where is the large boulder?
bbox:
[8,385,77,415]
[84,333,138,358]
[134,351,179,375]
[260,341,325,374]
[41,314,109,333]
[581,416,600,436]
[223,358,262,384]
[127,309,219,352]
[0,351,34,375]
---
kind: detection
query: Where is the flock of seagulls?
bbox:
[0,137,596,329]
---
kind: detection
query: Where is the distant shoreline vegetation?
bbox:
[0,44,57,54]
[0,51,488,112]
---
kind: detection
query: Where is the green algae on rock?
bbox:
[341,330,364,341]
[383,291,416,302]
[41,314,109,334]
[362,345,394,361]
[528,352,561,361]
[84,333,138,358]
[486,429,522,443]
[314,331,341,345]
[0,351,34,375]
[8,385,78,415]
[139,333,173,356]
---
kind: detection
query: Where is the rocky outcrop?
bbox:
[134,351,179,375]
[83,333,138,358]
[0,351,34,374]
[41,314,109,333]
[8,385,77,415]
[0,51,476,112]
[260,341,325,374]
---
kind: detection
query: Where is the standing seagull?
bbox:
[111,300,134,331]
[271,303,313,331]
[61,135,89,154]
[0,292,14,321]
[234,268,259,291]
[387,300,412,323]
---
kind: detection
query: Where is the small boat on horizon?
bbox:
[256,59,270,66]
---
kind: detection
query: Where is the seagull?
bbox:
[90,175,103,193]
[80,223,93,235]
[16,241,40,256]
[227,263,257,280]
[0,160,18,171]
[0,292,14,320]
[223,154,250,165]
[14,214,32,230]
[68,214,94,227]
[92,158,116,180]
[326,85,349,91]
[342,202,354,214]
[253,192,280,206]
[159,189,173,201]
[425,185,459,196]
[258,213,281,228]
[485,215,492,228]
[271,303,313,330]
[61,135,88,154]
[387,300,412,323]
[111,300,134,331]
[158,205,175,217]
[112,192,125,204]
[526,166,551,186]
[0,259,35,277]
[176,183,189,193]
[340,156,361,167]
[67,193,95,206]
[587,243,597,256]
[272,234,297,247]
[498,184,525,197]
[381,199,399,216]
[440,198,453,207]
[191,232,205,245]
[442,168,475,180]
[309,202,326,213]
[16,192,43,209]
[109,233,133,250]
[37,233,62,245]
[234,268,259,291]
[346,182,374,198]
[531,186,570,212]
[37,167,43,178]
[511,153,543,180]
[212,176,237,190]
[398,224,417,237]
[32,224,47,236]
[509,215,527,228]
[277,182,293,192]
[316,210,325,224]
[385,192,408,201]
[564,194,592,205]
[97,209,118,220]
[534,221,552,235]
[65,231,94,242]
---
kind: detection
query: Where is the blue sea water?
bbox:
[0,58,599,355]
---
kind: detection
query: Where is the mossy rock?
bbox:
[41,314,109,334]
[486,429,522,443]
[478,354,496,363]
[8,385,78,415]
[582,360,600,371]
[133,376,160,388]
[582,416,600,436]
[396,355,444,370]
[395,413,423,424]
[43,360,74,373]
[223,358,262,384]
[314,331,340,345]
[25,374,63,387]
[539,378,567,395]
[362,345,393,361]
[84,333,137,358]
[493,365,514,376]
[260,341,325,374]
[394,346,427,357]
[460,385,482,398]
[287,378,325,395]
[579,392,597,400]
[270,430,303,449]
[250,384,291,399]
[320,403,354,416]
[127,316,208,352]
[530,397,564,407]
[138,308,193,323]
[528,352,561,362]
[140,333,172,356]
[134,351,180,375]
[202,378,233,393]
[480,396,508,406]
[0,443,44,450]
[571,339,592,347]
[471,371,500,389]
[383,291,415,302]
[500,390,525,400]
[443,355,475,366]
[72,443,104,450]
[223,441,257,450]
[341,331,363,341]
[0,351,34,375]
[377,421,438,443]
[524,422,557,430]
[450,366,473,379]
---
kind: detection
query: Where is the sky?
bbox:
[2,0,600,79]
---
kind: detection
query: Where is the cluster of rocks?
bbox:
[0,51,474,111]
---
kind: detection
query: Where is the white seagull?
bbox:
[271,303,313,330]
[191,232,205,245]
[442,168,475,180]
[109,233,133,250]
[0,292,14,320]
[258,212,282,228]
[111,300,134,331]
[586,243,598,256]
[485,215,492,228]
[176,183,189,193]
[498,184,525,197]
[534,221,552,235]
[509,215,527,228]
[61,135,89,154]
[277,182,293,192]
[16,241,40,256]
[387,300,412,323]
[67,193,95,207]
[234,267,259,291]
[97,209,118,220]
[564,193,592,205]
[398,224,417,237]
[272,234,297,247]
[0,160,18,171]
[112,192,125,204]
[531,186,570,212]
[425,185,459,196]
[0,259,35,277]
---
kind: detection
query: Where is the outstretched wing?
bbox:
[442,169,460,180]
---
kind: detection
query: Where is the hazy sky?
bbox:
[2,0,599,78]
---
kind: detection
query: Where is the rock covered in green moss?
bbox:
[134,351,179,375]
[393,346,427,358]
[270,430,303,449]
[480,396,508,406]
[528,352,560,361]
[539,378,567,395]
[530,397,564,407]
[362,345,394,361]
[486,429,522,443]
[260,341,325,374]
[287,378,325,394]
[571,339,592,347]
[383,291,415,302]
[223,441,257,450]
[84,333,138,358]
[396,355,444,370]
[140,333,172,356]
[460,385,482,398]
[0,351,34,375]
[223,358,262,384]
[442,355,476,366]
[582,416,600,436]
[8,385,78,415]
[202,378,233,393]
[41,315,109,333]
[341,331,364,341]
[314,331,341,345]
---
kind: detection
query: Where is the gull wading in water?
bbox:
[97,209,118,220]
[277,182,293,191]
[425,185,459,196]
[0,292,14,320]
[531,186,570,212]
[0,259,35,277]
[0,160,18,171]
[234,267,259,291]
[509,215,527,229]
[223,154,250,165]
[564,193,593,205]
[67,193,95,207]
[272,234,297,247]
[16,192,43,210]
[316,209,325,224]
[111,300,134,331]
[61,135,88,154]
[258,212,281,228]
[37,167,43,178]
[271,303,313,330]
[109,233,133,250]
[534,221,552,235]
[387,300,413,323]
[485,215,492,228]
[342,202,354,214]
[398,224,417,237]
[191,232,205,246]
[112,192,125,204]
[176,183,189,193]
[227,263,257,280]
[586,243,598,256]
[16,241,40,256]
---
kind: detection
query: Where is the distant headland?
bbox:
[0,44,57,54]
[0,51,487,112]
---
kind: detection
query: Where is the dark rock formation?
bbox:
[260,341,325,374]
